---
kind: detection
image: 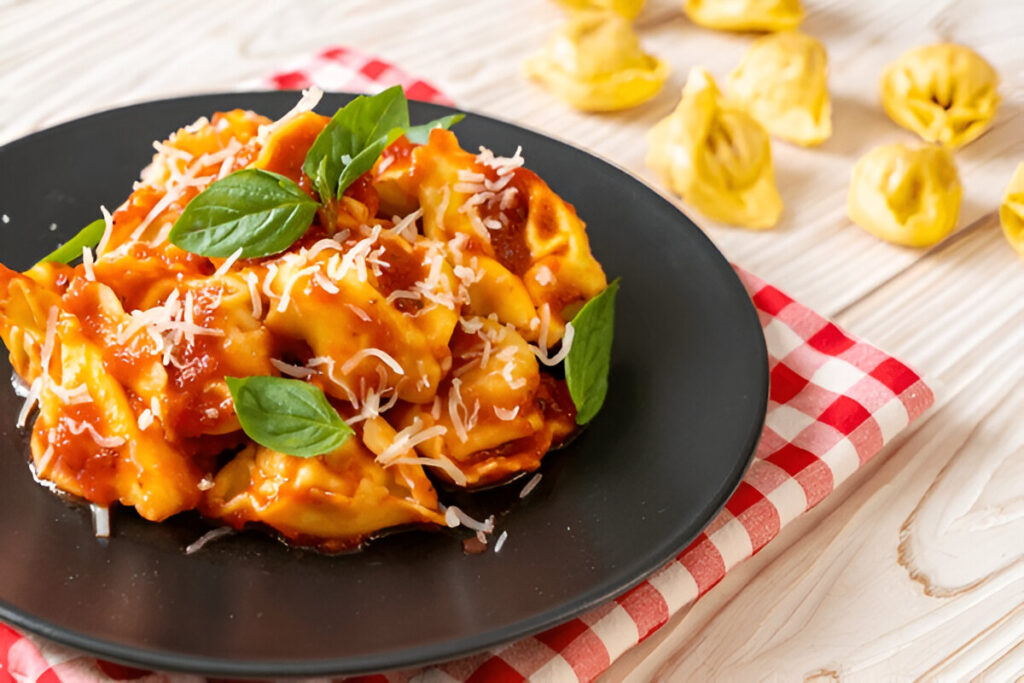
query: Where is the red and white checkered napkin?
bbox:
[0,48,934,683]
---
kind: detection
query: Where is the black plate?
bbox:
[0,93,767,676]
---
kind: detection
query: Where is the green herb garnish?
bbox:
[168,169,318,258]
[404,113,465,145]
[301,85,410,200]
[565,279,620,425]
[39,218,106,265]
[225,376,353,457]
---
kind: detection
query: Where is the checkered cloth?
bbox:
[0,47,934,683]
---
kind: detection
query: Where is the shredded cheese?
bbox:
[494,405,520,421]
[96,205,114,255]
[245,272,263,319]
[214,248,243,277]
[345,303,372,321]
[271,358,315,379]
[185,526,234,554]
[376,418,448,464]
[35,443,56,478]
[91,504,111,538]
[276,265,320,313]
[341,348,405,376]
[519,473,542,498]
[66,419,126,448]
[256,86,324,146]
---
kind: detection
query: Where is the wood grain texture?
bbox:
[0,0,1022,680]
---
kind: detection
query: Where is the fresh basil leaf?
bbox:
[565,279,620,425]
[168,168,318,258]
[404,113,465,145]
[39,218,105,265]
[301,85,410,199]
[226,376,353,457]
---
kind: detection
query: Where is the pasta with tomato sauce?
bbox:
[0,88,612,552]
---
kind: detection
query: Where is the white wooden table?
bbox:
[2,0,1023,679]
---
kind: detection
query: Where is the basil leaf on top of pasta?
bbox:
[168,168,318,258]
[302,85,410,200]
[226,376,354,458]
[405,113,465,145]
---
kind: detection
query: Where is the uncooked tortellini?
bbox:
[727,31,830,146]
[847,143,961,247]
[683,0,803,32]
[523,10,668,111]
[881,44,1000,149]
[1000,163,1024,257]
[647,66,783,229]
[554,0,645,19]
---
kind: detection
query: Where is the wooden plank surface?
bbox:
[1,0,1022,679]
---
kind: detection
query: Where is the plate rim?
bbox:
[0,91,768,676]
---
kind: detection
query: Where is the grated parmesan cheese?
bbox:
[66,419,126,449]
[256,87,324,146]
[213,247,243,277]
[271,358,315,379]
[245,272,263,318]
[341,347,405,376]
[519,473,542,498]
[345,303,372,321]
[276,265,320,313]
[91,504,111,538]
[96,205,114,255]
[376,417,448,464]
[444,505,495,533]
[82,246,96,280]
[494,405,520,421]
[35,443,56,478]
[185,526,234,554]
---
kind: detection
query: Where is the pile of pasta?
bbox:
[0,97,608,551]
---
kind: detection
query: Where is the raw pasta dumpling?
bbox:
[727,31,831,146]
[553,0,645,19]
[999,162,1024,257]
[647,66,783,229]
[523,10,668,111]
[847,143,961,247]
[683,0,803,32]
[881,43,1000,149]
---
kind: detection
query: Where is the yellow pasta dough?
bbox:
[847,143,961,247]
[554,0,645,19]
[999,163,1024,257]
[881,43,1000,149]
[523,10,668,111]
[683,0,803,32]
[647,66,783,229]
[727,31,831,146]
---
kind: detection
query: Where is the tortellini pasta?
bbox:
[727,31,831,146]
[847,143,961,247]
[0,96,609,551]
[999,163,1024,257]
[881,43,1000,149]
[523,10,669,111]
[683,0,804,32]
[647,66,783,229]
[554,0,645,19]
